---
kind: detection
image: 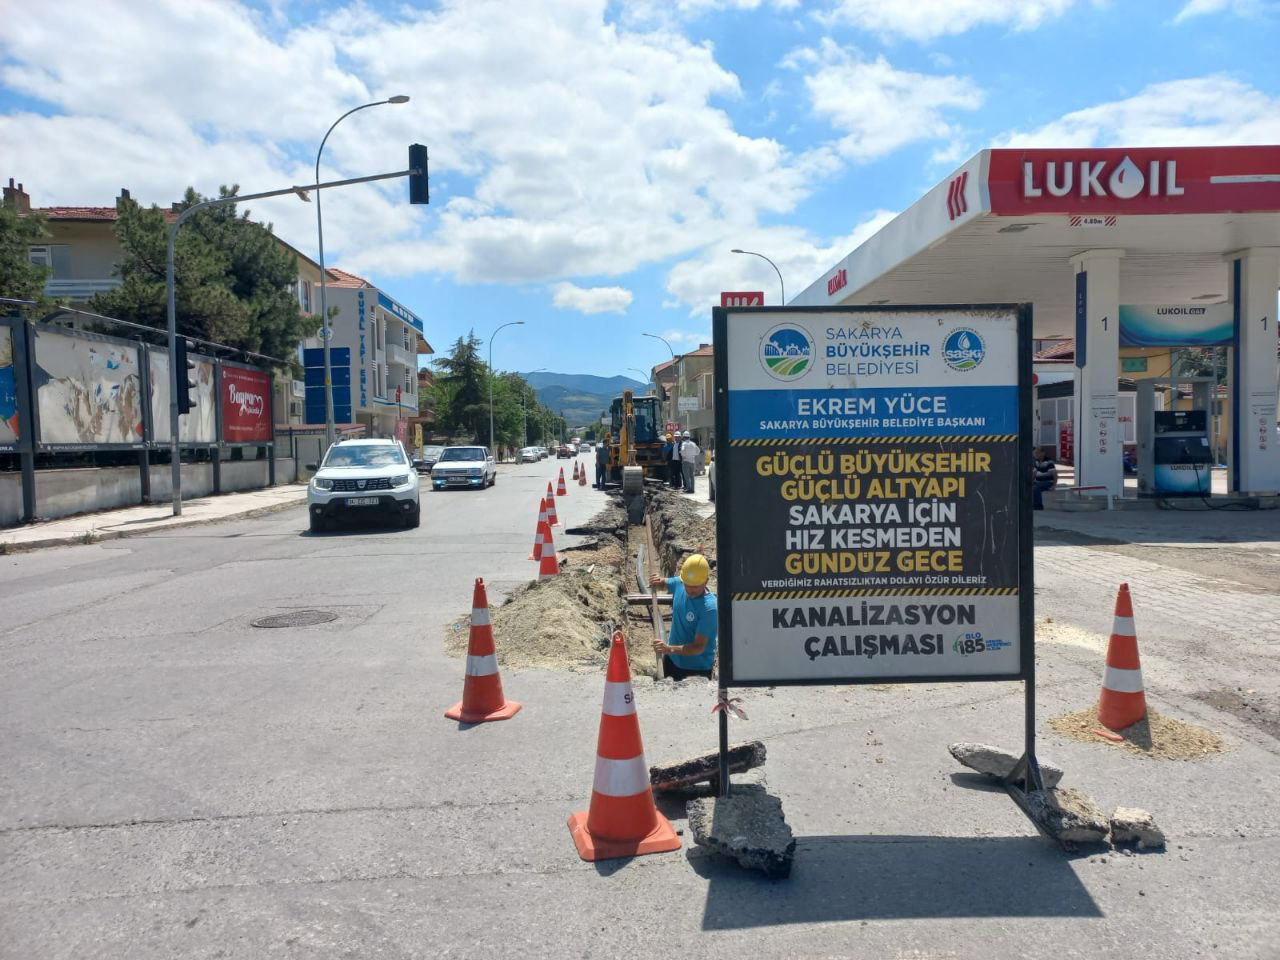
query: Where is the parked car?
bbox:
[307,438,420,532]
[430,446,497,490]
[538,447,549,459]
[518,446,541,463]
[417,445,445,473]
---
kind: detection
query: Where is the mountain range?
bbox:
[520,371,648,427]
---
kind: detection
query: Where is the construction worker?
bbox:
[648,554,717,680]
[667,431,682,488]
[595,433,610,488]
[680,430,700,493]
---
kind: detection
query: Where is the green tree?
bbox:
[432,331,488,439]
[0,203,53,315]
[89,187,311,362]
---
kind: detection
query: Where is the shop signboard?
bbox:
[713,304,1032,686]
[220,365,272,443]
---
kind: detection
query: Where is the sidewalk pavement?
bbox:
[0,484,308,551]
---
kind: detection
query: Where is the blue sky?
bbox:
[2,0,1277,378]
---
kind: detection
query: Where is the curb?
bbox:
[0,492,307,554]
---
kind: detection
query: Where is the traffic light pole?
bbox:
[165,162,424,516]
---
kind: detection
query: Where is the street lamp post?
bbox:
[627,366,653,395]
[643,333,678,429]
[315,95,410,453]
[730,248,785,305]
[488,320,525,460]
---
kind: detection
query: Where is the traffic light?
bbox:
[408,143,429,205]
[175,337,197,415]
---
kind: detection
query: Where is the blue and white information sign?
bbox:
[713,305,1033,686]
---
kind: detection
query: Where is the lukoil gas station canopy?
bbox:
[794,146,1280,499]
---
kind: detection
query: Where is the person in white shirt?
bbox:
[679,431,700,493]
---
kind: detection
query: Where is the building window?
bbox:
[28,246,52,269]
[298,280,312,314]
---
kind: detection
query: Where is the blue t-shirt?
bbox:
[665,577,718,671]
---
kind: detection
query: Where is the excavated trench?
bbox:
[444,487,716,679]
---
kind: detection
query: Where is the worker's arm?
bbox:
[653,633,709,657]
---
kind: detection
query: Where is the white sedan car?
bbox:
[430,446,497,490]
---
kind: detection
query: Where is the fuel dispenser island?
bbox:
[1136,377,1213,496]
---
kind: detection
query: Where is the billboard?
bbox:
[713,305,1032,686]
[0,325,17,447]
[148,347,216,444]
[1118,304,1232,347]
[220,365,272,443]
[33,328,142,447]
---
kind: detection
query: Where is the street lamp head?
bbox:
[387,95,411,104]
[730,248,745,254]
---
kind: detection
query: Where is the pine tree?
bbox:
[90,187,311,363]
[433,331,488,439]
[0,203,53,314]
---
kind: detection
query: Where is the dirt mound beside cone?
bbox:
[1049,704,1225,760]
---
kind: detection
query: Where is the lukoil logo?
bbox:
[1022,156,1184,200]
[942,328,985,371]
[759,324,813,380]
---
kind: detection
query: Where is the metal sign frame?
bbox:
[711,303,1043,802]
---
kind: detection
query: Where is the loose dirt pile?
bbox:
[646,488,717,592]
[1049,704,1225,760]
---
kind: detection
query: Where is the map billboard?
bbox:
[148,347,217,444]
[713,304,1033,686]
[32,327,143,448]
[220,365,272,443]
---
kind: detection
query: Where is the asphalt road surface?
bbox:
[2,461,1278,959]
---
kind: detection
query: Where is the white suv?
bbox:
[307,438,420,532]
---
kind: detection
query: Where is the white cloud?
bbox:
[1173,0,1274,23]
[999,75,1280,147]
[0,0,834,293]
[820,0,1077,41]
[550,282,633,314]
[663,210,897,315]
[786,40,983,161]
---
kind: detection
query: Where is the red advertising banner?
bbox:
[988,146,1280,216]
[720,291,764,307]
[220,366,272,443]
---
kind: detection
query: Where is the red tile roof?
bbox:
[1036,339,1074,360]
[35,205,179,224]
[325,267,372,288]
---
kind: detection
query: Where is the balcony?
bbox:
[385,341,414,368]
[44,277,121,302]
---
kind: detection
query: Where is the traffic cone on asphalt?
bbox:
[445,578,521,724]
[538,496,550,528]
[1097,583,1147,732]
[529,504,546,561]
[567,630,681,861]
[557,468,568,497]
[572,461,580,481]
[545,484,559,526]
[538,524,559,579]
[578,465,587,486]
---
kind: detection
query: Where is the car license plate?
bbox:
[347,496,379,506]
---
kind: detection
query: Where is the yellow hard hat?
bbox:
[679,553,710,588]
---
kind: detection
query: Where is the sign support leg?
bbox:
[717,685,730,797]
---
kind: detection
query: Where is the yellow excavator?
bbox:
[605,390,666,486]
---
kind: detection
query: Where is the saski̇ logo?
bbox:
[942,328,985,371]
[760,324,813,379]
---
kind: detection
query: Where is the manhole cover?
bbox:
[251,609,339,629]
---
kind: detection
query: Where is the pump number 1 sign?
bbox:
[712,304,1033,686]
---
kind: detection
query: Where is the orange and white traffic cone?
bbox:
[572,461,580,481]
[568,630,680,861]
[529,502,546,561]
[445,578,521,724]
[578,465,587,486]
[538,524,559,579]
[545,483,559,526]
[1097,582,1146,732]
[557,468,568,497]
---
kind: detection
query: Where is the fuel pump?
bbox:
[1136,378,1213,496]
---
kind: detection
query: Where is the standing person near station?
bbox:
[661,432,674,485]
[680,430,700,493]
[668,431,683,488]
[595,433,610,488]
[1032,446,1058,510]
[648,554,717,680]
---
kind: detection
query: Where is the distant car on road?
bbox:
[537,446,549,459]
[431,446,497,490]
[307,438,420,532]
[556,444,572,458]
[518,446,541,463]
